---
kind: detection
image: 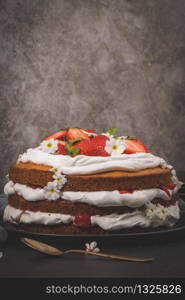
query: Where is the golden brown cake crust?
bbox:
[8,194,177,216]
[9,162,173,191]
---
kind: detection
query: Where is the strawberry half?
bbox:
[90,135,110,156]
[92,135,109,146]
[66,128,89,141]
[71,138,110,156]
[84,129,95,133]
[58,141,67,155]
[123,139,149,154]
[71,139,96,156]
[73,215,91,227]
[44,130,67,141]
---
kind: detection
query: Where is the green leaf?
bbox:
[66,144,80,156]
[107,127,118,137]
[70,147,80,156]
[68,137,82,145]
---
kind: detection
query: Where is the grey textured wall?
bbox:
[0,0,185,192]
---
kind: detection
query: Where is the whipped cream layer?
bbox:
[18,148,164,175]
[4,181,175,207]
[4,203,180,230]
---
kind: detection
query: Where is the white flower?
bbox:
[53,174,67,189]
[85,241,100,253]
[43,181,60,201]
[105,138,126,156]
[145,203,157,219]
[155,204,169,220]
[50,167,63,175]
[39,139,58,154]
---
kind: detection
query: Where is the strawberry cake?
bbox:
[3,127,182,235]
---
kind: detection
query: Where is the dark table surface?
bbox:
[0,172,185,278]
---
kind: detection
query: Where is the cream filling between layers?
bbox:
[3,204,180,230]
[18,148,164,175]
[4,181,175,208]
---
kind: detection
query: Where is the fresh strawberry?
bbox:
[84,129,95,133]
[71,139,96,155]
[92,135,109,146]
[90,135,110,156]
[119,190,133,194]
[73,215,91,227]
[66,128,89,140]
[89,145,110,156]
[58,141,67,155]
[123,139,149,154]
[71,138,109,156]
[44,130,66,141]
[160,186,171,198]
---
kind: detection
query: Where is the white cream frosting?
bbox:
[4,180,176,207]
[18,148,164,175]
[4,203,180,230]
[3,205,73,225]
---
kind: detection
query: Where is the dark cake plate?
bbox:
[4,199,185,245]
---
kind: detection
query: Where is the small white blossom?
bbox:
[50,167,63,175]
[145,203,157,219]
[39,139,58,154]
[43,181,60,201]
[85,241,100,253]
[155,204,169,220]
[105,138,126,156]
[146,203,169,221]
[53,174,67,189]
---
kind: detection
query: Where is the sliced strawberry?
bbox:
[66,128,89,141]
[44,130,67,141]
[123,139,149,154]
[58,141,67,155]
[73,215,91,227]
[92,135,109,146]
[84,129,95,133]
[90,135,110,156]
[71,139,96,156]
[119,190,133,194]
[89,144,110,156]
[71,139,109,156]
[166,183,176,190]
[160,186,171,198]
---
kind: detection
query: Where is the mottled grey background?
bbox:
[0,0,185,192]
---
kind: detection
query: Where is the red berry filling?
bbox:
[73,215,91,227]
[119,190,133,194]
[160,186,171,198]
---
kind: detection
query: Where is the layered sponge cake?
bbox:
[3,127,182,234]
